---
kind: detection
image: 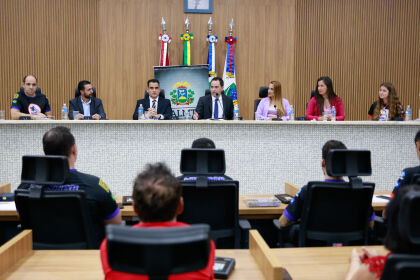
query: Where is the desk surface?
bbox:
[273,245,387,280]
[4,249,264,280]
[3,246,387,280]
[0,191,390,222]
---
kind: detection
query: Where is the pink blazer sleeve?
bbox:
[305,97,318,120]
[333,97,345,121]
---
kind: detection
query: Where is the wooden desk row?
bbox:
[0,229,387,280]
[0,182,390,222]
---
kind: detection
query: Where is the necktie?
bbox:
[152,100,156,109]
[214,98,219,119]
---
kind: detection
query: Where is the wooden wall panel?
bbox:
[0,0,98,119]
[98,0,295,120]
[295,0,420,120]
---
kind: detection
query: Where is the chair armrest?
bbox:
[239,219,251,230]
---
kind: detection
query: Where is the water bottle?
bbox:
[138,104,145,120]
[405,105,412,121]
[289,105,295,121]
[61,103,68,120]
[233,104,240,120]
[331,106,336,121]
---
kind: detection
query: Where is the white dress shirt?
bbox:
[211,95,224,119]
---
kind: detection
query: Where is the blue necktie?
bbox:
[214,98,219,119]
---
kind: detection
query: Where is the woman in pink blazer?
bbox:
[306,76,345,121]
[255,81,290,120]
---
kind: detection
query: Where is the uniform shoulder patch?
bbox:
[13,93,19,99]
[98,178,110,193]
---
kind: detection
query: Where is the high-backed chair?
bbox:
[177,148,250,248]
[14,155,97,249]
[381,191,420,279]
[254,86,268,120]
[106,224,211,280]
[74,87,97,98]
[274,150,375,247]
[144,89,165,99]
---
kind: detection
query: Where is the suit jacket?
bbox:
[195,94,234,120]
[69,97,106,120]
[132,97,173,120]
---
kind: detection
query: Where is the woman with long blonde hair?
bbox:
[255,81,290,120]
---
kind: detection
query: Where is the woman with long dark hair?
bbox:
[306,76,345,121]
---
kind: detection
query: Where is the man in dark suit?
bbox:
[193,77,234,120]
[69,80,106,120]
[132,79,173,120]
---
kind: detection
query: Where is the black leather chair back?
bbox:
[178,181,240,249]
[106,224,210,280]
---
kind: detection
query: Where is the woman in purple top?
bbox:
[255,81,290,120]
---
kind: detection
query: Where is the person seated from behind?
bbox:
[255,81,290,120]
[306,76,345,121]
[368,82,403,121]
[177,138,232,181]
[391,129,420,198]
[100,163,215,280]
[192,137,216,149]
[345,184,420,280]
[279,140,375,228]
[18,126,121,248]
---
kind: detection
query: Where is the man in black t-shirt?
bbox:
[17,126,121,247]
[10,75,52,120]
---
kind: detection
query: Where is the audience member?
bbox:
[17,126,121,247]
[305,76,345,121]
[193,77,234,120]
[132,79,173,120]
[69,80,106,120]
[100,163,215,279]
[191,137,216,148]
[392,129,420,197]
[10,75,52,120]
[345,184,420,280]
[368,82,403,121]
[279,140,374,228]
[255,81,290,120]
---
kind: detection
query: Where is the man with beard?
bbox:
[69,80,106,120]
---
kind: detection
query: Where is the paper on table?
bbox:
[372,194,391,204]
[0,201,16,211]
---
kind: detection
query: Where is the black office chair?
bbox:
[381,191,420,279]
[74,87,97,98]
[177,148,250,249]
[254,86,268,120]
[106,224,211,280]
[410,174,420,185]
[274,150,375,247]
[144,89,165,99]
[14,155,97,249]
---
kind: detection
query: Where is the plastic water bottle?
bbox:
[61,103,68,120]
[331,106,336,121]
[405,105,412,121]
[138,104,145,120]
[233,104,240,120]
[289,105,295,121]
